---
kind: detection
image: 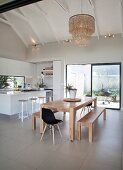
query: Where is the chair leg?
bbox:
[52,126,55,144]
[80,107,85,115]
[31,101,33,115]
[40,124,47,141]
[21,102,24,122]
[57,124,62,137]
[49,125,52,135]
[88,106,92,112]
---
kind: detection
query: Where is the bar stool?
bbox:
[31,96,45,130]
[29,97,38,115]
[38,96,46,106]
[18,99,28,122]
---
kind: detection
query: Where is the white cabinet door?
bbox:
[53,60,64,100]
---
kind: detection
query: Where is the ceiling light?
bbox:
[69,14,95,46]
[104,34,115,38]
[69,0,95,46]
[31,38,36,44]
[31,43,42,49]
[63,39,72,43]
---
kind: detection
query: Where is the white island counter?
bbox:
[0,90,52,116]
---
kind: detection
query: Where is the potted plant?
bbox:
[0,75,10,89]
[38,81,46,90]
[66,84,77,99]
[110,90,118,102]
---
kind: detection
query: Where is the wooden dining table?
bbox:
[40,96,97,141]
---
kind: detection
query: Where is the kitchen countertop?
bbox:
[0,89,52,95]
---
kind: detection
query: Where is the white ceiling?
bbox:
[0,0,123,47]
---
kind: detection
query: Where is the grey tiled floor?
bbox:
[0,109,122,170]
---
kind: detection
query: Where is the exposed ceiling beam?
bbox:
[9,10,28,21]
[18,8,44,45]
[0,0,43,13]
[2,13,28,47]
[9,10,44,45]
[89,0,100,39]
[36,3,60,43]
[54,0,70,14]
[120,0,123,37]
[0,17,12,26]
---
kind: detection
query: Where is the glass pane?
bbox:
[92,64,120,109]
[8,76,25,88]
[0,75,25,89]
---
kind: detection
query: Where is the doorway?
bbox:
[66,63,121,109]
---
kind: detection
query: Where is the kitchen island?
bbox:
[0,90,52,116]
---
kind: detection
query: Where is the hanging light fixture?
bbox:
[69,1,95,46]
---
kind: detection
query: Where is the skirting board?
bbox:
[121,108,123,111]
[0,113,19,119]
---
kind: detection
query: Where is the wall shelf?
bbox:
[42,69,53,76]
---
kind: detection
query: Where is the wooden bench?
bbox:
[32,111,40,130]
[77,107,106,142]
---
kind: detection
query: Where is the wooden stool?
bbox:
[18,99,28,122]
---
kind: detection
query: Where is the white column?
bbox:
[53,60,64,100]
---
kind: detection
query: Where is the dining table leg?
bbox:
[69,108,76,141]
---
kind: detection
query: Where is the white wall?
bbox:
[27,35,123,64]
[0,57,36,87]
[0,23,26,61]
[27,35,123,109]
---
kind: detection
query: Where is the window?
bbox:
[0,75,25,89]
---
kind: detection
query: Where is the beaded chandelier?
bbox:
[69,14,95,46]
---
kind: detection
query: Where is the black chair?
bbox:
[40,108,62,144]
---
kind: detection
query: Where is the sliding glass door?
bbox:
[92,63,121,109]
[66,63,121,109]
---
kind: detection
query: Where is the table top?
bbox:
[63,98,81,102]
[42,96,97,112]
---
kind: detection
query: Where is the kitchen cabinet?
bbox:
[0,90,52,116]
